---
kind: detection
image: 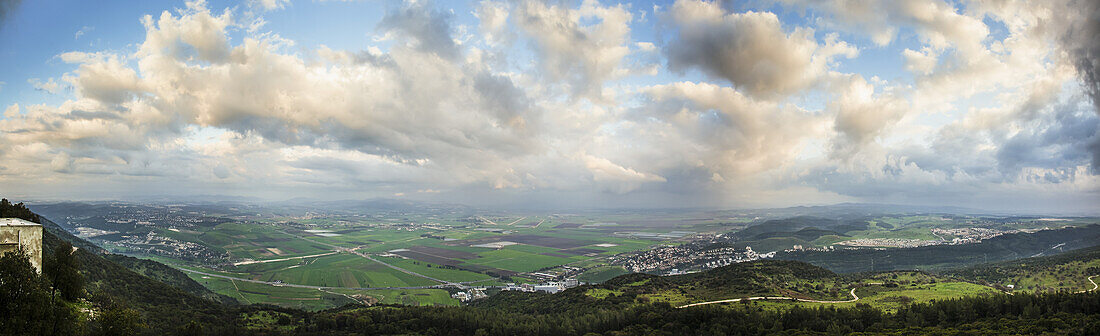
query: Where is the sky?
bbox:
[0,0,1098,213]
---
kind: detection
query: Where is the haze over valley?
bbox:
[1,0,1099,334]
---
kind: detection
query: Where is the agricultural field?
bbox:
[38,200,1099,312]
[59,204,742,309]
[578,266,629,283]
[231,253,438,288]
[189,274,356,311]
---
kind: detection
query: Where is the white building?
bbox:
[533,285,561,294]
[0,218,43,273]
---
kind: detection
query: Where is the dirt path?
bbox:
[678,287,862,308]
[230,279,253,304]
[232,251,338,266]
[1076,275,1097,293]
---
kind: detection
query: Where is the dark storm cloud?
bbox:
[996,99,1100,175]
[1062,0,1100,172]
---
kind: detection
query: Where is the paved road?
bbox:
[678,286,864,308]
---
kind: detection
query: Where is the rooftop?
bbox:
[0,218,41,227]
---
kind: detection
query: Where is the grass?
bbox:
[468,247,580,272]
[578,266,629,283]
[229,253,438,288]
[585,288,623,299]
[341,289,459,306]
[188,273,354,311]
[374,256,492,283]
[749,281,1003,313]
[1001,260,1100,293]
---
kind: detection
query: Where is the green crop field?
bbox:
[374,256,492,283]
[336,289,459,306]
[188,274,356,311]
[467,247,582,272]
[578,266,629,283]
[230,253,438,288]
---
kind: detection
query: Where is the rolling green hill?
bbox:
[947,245,1100,293]
[778,224,1100,272]
[6,199,1100,335]
[33,210,235,305]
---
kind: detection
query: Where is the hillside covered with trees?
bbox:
[2,203,1100,335]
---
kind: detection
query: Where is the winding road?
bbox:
[680,275,1100,309]
[1076,275,1097,293]
[677,287,862,309]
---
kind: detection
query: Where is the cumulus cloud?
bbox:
[513,0,634,101]
[474,0,511,45]
[583,154,665,194]
[137,0,233,63]
[665,0,857,98]
[0,0,1096,210]
[0,0,561,199]
[623,82,822,186]
[827,74,908,159]
[378,1,459,59]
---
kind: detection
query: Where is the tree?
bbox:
[0,248,54,335]
[94,305,144,336]
[0,199,39,223]
[45,240,84,301]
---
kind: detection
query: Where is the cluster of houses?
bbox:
[614,244,774,273]
[450,279,584,302]
[501,279,581,294]
[450,288,488,302]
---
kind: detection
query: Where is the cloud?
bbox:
[474,0,511,46]
[512,0,634,101]
[902,47,938,75]
[1062,0,1100,112]
[74,26,93,40]
[0,0,1096,210]
[0,0,546,195]
[28,78,62,94]
[665,0,857,98]
[827,74,908,159]
[250,0,289,11]
[624,81,822,186]
[1057,0,1100,172]
[378,1,459,59]
[137,0,233,63]
[583,154,665,194]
